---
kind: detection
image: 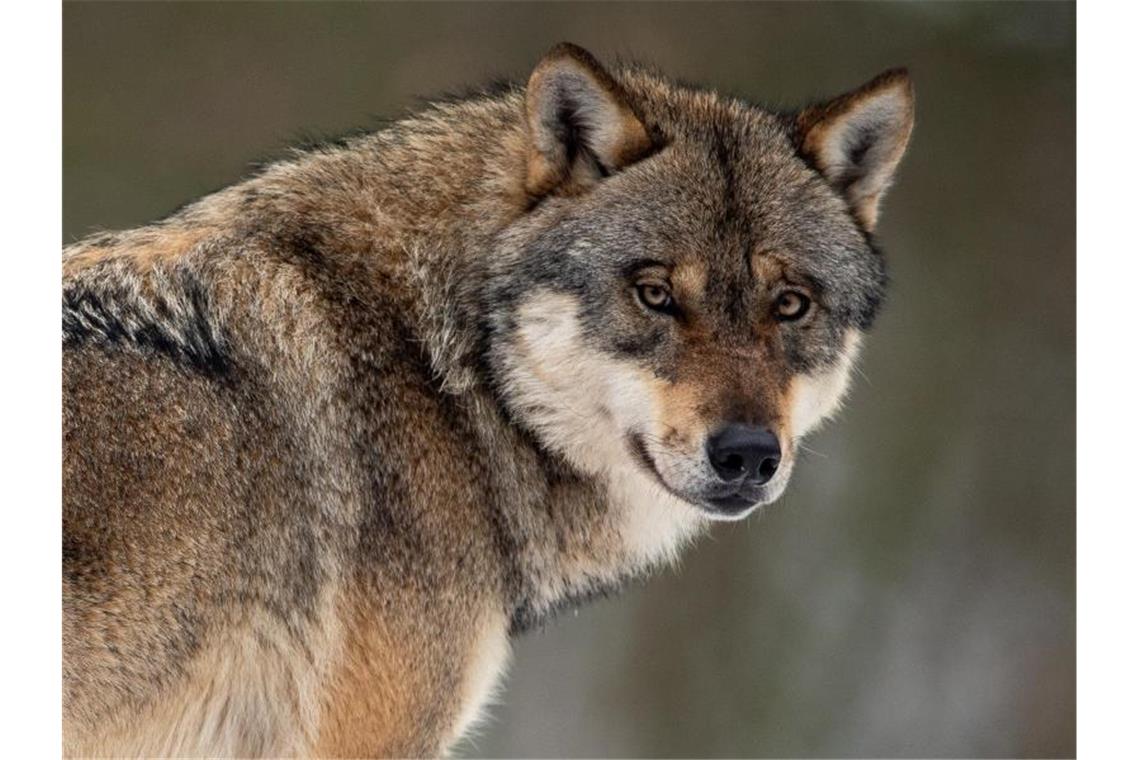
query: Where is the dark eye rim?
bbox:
[634,281,678,315]
[774,290,812,321]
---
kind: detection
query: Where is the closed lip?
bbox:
[703,490,764,514]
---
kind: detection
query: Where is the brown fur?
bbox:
[63,44,912,756]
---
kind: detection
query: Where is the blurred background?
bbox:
[63,2,1074,757]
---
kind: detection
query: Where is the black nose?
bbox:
[706,424,782,486]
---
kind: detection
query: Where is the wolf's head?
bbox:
[487,44,913,521]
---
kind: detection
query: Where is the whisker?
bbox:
[797,442,827,459]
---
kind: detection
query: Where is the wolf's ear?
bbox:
[795,69,915,231]
[524,43,654,198]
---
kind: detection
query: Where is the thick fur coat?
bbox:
[62,44,913,756]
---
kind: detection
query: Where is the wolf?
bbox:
[62,43,913,756]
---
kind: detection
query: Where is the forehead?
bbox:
[641,136,859,254]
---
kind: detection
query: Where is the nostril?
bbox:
[718,452,745,474]
[757,456,780,484]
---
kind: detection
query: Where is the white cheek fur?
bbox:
[503,290,701,567]
[788,329,864,439]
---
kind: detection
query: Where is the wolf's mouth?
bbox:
[705,492,763,512]
[625,432,678,493]
[625,432,765,517]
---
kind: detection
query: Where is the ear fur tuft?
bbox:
[524,43,654,198]
[796,69,915,231]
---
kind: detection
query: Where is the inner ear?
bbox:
[525,43,654,198]
[796,69,915,231]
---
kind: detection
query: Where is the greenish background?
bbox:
[63,2,1075,757]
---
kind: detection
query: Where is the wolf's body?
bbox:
[63,45,913,756]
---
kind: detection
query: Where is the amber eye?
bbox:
[635,282,675,313]
[775,290,811,321]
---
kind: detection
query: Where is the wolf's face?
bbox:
[489,45,912,521]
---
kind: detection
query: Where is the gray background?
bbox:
[63,2,1075,757]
